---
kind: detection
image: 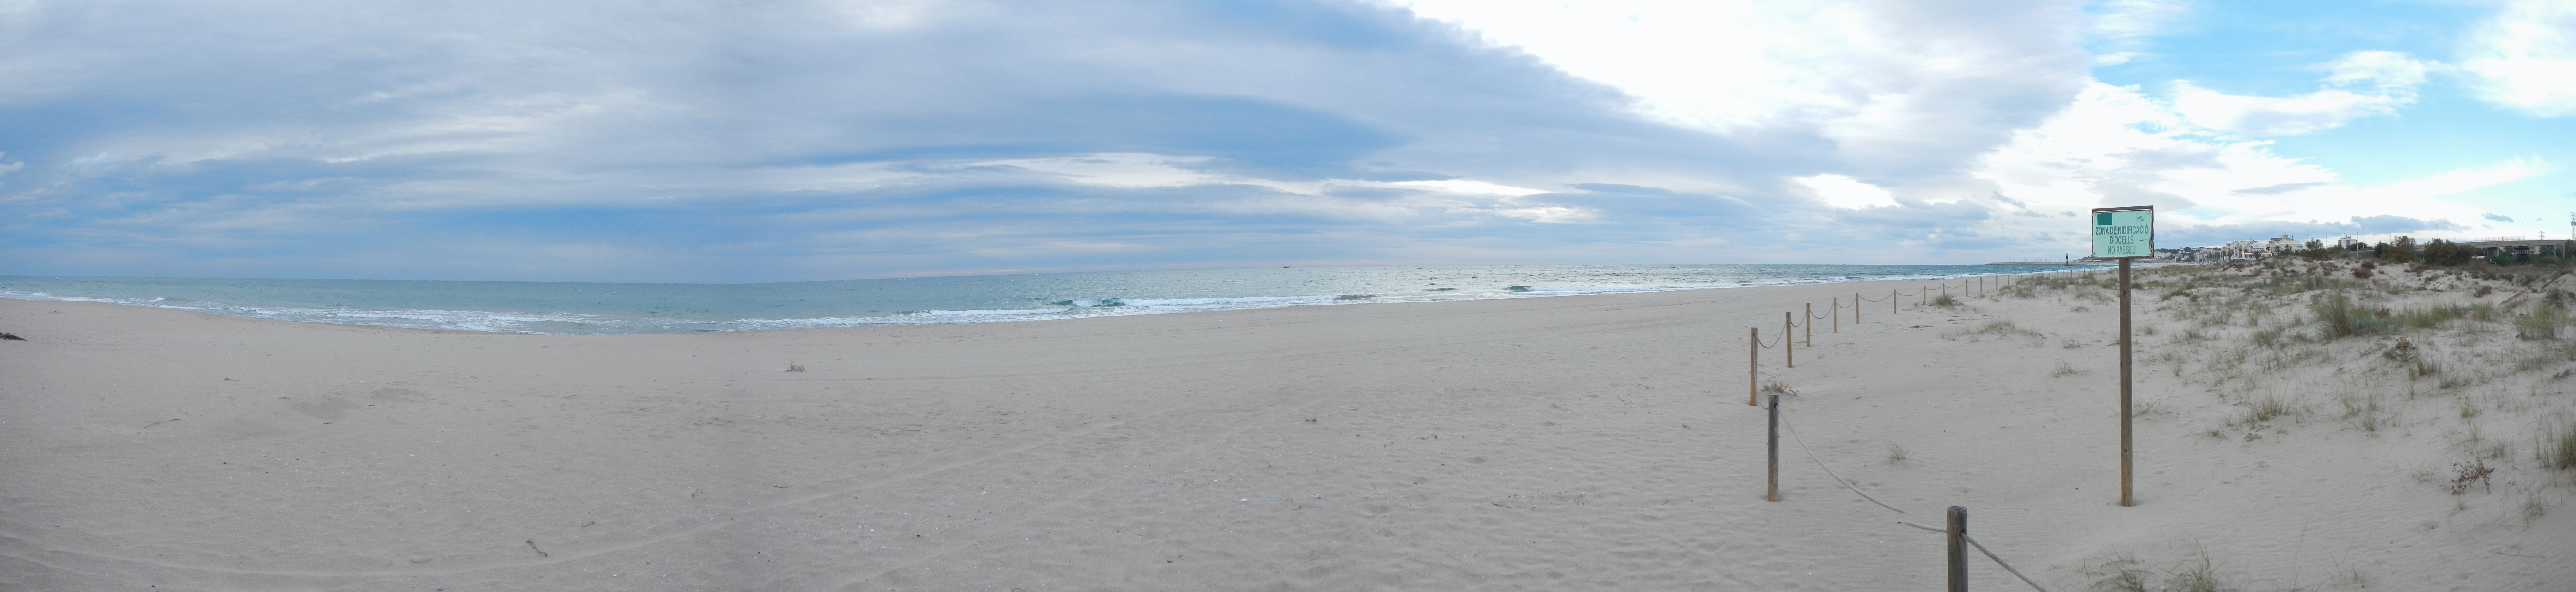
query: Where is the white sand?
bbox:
[2,270,2568,591]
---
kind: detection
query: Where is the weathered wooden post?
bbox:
[2120,256,2135,507]
[1767,393,1781,502]
[1783,312,1794,368]
[1805,303,1814,346]
[1748,327,1759,407]
[1947,506,1968,592]
[1831,298,1839,333]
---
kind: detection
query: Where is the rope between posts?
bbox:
[1966,533,2056,592]
[1757,334,1783,349]
[1777,411,1907,514]
[1774,405,2057,592]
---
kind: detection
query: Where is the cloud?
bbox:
[2484,212,2515,222]
[2170,51,2430,137]
[1386,0,2091,179]
[1794,174,1898,209]
[0,0,2541,280]
[2459,0,2576,117]
[2085,0,2187,57]
[0,0,2132,279]
[2232,182,2327,196]
[1967,79,2546,247]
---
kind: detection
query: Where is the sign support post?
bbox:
[2118,256,2134,508]
[2092,205,2153,508]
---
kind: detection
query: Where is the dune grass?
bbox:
[2544,419,2576,474]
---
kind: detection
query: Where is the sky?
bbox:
[0,0,2570,282]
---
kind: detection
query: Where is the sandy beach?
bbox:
[3,266,2570,591]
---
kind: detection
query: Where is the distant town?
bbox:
[1994,234,2576,265]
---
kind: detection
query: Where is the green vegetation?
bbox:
[2517,304,2566,340]
[2421,238,2474,266]
[2379,236,2417,263]
[2311,295,2397,338]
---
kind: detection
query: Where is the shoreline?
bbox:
[0,265,2111,335]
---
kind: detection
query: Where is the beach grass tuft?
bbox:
[2086,557,2150,592]
[2242,394,2294,425]
[2310,295,2397,339]
[2516,303,2566,340]
[2542,419,2576,473]
[2160,554,2234,592]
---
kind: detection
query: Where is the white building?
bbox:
[2265,234,2302,254]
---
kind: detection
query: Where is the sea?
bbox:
[0,264,2102,335]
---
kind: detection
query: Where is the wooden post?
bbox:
[1831,298,1839,333]
[2119,257,2136,507]
[1804,303,1813,346]
[1766,393,1780,502]
[1783,313,1794,368]
[1919,286,1926,306]
[1891,289,1898,314]
[1748,327,1759,407]
[1947,506,1968,592]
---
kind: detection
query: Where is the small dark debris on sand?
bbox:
[0,332,25,341]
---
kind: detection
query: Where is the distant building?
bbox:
[2265,234,2301,254]
[2168,246,2222,262]
[2225,240,2262,260]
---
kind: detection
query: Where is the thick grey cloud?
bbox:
[0,0,2097,281]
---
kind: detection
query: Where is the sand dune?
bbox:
[2,266,2568,591]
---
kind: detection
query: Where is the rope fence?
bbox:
[1777,404,2054,592]
[1740,270,2060,591]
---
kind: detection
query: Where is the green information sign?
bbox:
[2091,206,2154,258]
